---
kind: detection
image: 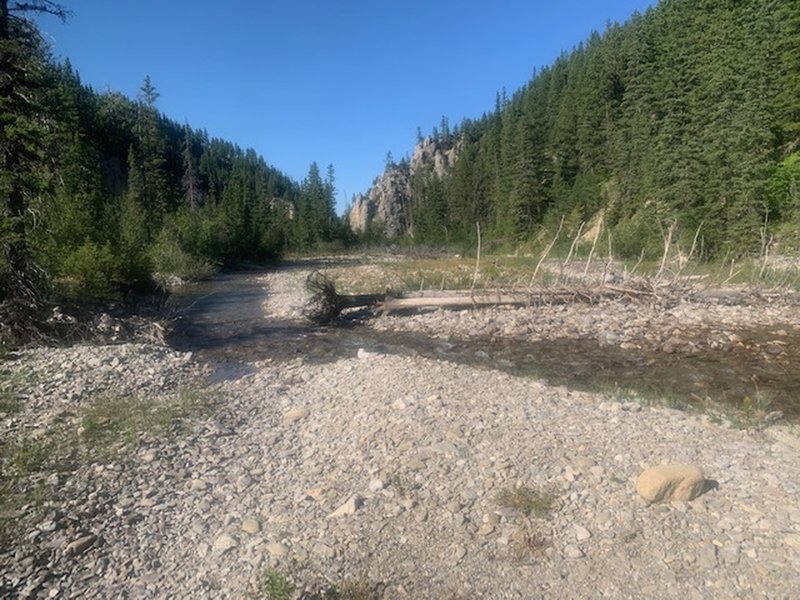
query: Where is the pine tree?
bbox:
[0,0,68,303]
[182,123,201,211]
[135,75,169,225]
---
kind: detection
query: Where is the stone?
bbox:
[65,534,97,556]
[266,542,288,558]
[450,544,467,564]
[635,464,706,503]
[241,518,261,535]
[236,474,253,491]
[283,406,309,422]
[696,543,718,570]
[313,542,335,559]
[573,525,592,541]
[563,544,584,559]
[212,533,238,555]
[783,533,800,551]
[196,543,209,558]
[189,479,207,491]
[368,478,384,492]
[327,495,362,519]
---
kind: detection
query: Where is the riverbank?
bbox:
[2,260,800,598]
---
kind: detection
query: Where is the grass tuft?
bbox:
[259,568,294,600]
[81,388,212,458]
[494,485,554,518]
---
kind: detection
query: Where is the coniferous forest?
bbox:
[405,0,800,258]
[3,0,800,317]
[1,1,343,310]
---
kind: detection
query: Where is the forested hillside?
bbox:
[370,0,800,258]
[1,1,343,309]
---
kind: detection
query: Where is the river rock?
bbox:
[266,542,288,558]
[65,534,96,556]
[241,518,261,534]
[327,495,362,518]
[212,533,238,555]
[283,406,309,422]
[635,464,706,503]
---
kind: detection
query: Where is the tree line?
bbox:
[403,0,800,259]
[1,1,345,309]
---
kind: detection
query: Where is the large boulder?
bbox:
[635,463,707,503]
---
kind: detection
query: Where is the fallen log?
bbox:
[302,270,657,325]
[378,286,656,314]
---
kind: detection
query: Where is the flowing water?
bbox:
[168,268,800,418]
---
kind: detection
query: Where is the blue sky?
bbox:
[36,1,656,213]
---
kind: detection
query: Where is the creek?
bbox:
[168,267,800,418]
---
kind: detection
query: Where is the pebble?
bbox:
[241,518,261,535]
[327,495,362,519]
[65,534,97,556]
[2,265,799,599]
[282,406,309,422]
[573,525,592,541]
[696,543,718,570]
[212,533,238,555]
[266,542,288,558]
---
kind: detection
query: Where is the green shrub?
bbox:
[612,213,663,260]
[60,240,119,299]
[149,229,216,282]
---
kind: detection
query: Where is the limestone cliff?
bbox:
[348,137,458,237]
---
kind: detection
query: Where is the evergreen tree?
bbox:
[135,75,169,226]
[0,0,68,303]
[182,123,201,211]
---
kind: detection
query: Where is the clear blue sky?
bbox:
[36,1,656,213]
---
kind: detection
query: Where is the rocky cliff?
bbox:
[348,137,458,237]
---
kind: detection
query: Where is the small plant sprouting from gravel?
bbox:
[510,522,550,563]
[0,390,21,414]
[81,388,213,457]
[259,568,294,600]
[0,364,28,414]
[324,579,383,600]
[1,387,214,547]
[494,485,554,518]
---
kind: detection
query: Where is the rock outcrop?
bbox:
[348,137,458,237]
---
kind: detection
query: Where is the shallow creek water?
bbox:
[168,269,800,418]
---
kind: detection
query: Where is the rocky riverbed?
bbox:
[2,261,800,599]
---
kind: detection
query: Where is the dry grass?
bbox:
[325,255,552,295]
[494,485,555,518]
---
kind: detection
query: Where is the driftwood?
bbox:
[302,270,657,325]
[302,271,387,324]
